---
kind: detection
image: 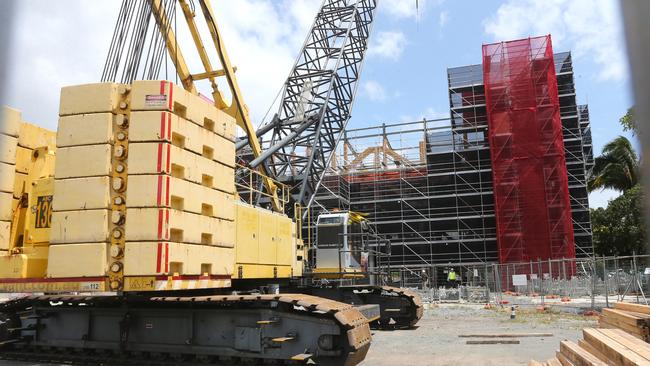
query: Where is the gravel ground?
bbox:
[361,304,597,366]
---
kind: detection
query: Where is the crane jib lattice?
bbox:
[240,0,378,216]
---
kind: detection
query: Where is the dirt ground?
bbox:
[361,304,597,366]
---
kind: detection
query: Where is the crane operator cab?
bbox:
[313,211,374,280]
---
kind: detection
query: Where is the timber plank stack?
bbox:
[529,328,650,366]
[600,302,650,342]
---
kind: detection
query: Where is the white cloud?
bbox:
[589,188,621,208]
[368,31,408,61]
[399,107,449,123]
[5,0,322,130]
[381,0,445,20]
[362,80,387,102]
[483,0,628,82]
[439,11,449,27]
[382,0,422,19]
[424,107,449,120]
[5,2,119,129]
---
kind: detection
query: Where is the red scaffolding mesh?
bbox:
[482,35,575,264]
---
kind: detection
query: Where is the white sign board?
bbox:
[530,273,538,280]
[512,274,527,286]
[644,268,650,275]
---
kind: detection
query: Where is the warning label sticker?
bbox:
[145,94,168,107]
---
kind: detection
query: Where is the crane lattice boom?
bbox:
[244,0,378,214]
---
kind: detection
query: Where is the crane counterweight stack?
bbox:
[47,81,237,290]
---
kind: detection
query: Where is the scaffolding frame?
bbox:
[308,46,594,270]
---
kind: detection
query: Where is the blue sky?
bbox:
[6,0,633,208]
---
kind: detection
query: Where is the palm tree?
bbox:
[588,136,639,192]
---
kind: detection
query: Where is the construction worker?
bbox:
[447,268,458,288]
[421,269,430,289]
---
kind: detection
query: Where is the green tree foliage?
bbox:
[589,109,645,256]
[587,136,639,192]
[591,185,646,256]
[620,107,638,135]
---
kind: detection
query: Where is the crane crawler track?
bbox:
[0,294,371,366]
[374,286,424,328]
[300,285,423,330]
[340,286,423,329]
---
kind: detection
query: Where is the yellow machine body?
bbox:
[233,202,295,280]
[0,89,304,293]
[0,0,309,293]
[0,107,57,284]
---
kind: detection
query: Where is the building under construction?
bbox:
[313,36,594,269]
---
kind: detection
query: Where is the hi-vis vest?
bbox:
[448,271,456,281]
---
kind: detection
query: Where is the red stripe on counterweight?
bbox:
[168,82,173,110]
[165,243,169,273]
[153,274,231,281]
[156,243,162,273]
[156,143,163,173]
[160,112,166,139]
[165,209,169,239]
[165,176,170,206]
[166,144,171,173]
[156,175,163,205]
[167,112,171,140]
[157,209,163,239]
[157,83,165,274]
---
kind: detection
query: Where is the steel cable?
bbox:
[101,0,176,84]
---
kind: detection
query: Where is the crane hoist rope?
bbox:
[101,0,283,212]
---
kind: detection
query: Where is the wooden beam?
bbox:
[459,333,554,338]
[466,339,520,344]
[598,328,650,361]
[583,328,650,366]
[556,351,577,366]
[599,315,648,337]
[578,339,615,364]
[559,340,609,366]
[615,302,650,315]
[602,308,650,327]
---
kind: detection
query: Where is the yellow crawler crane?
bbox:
[0,1,373,365]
